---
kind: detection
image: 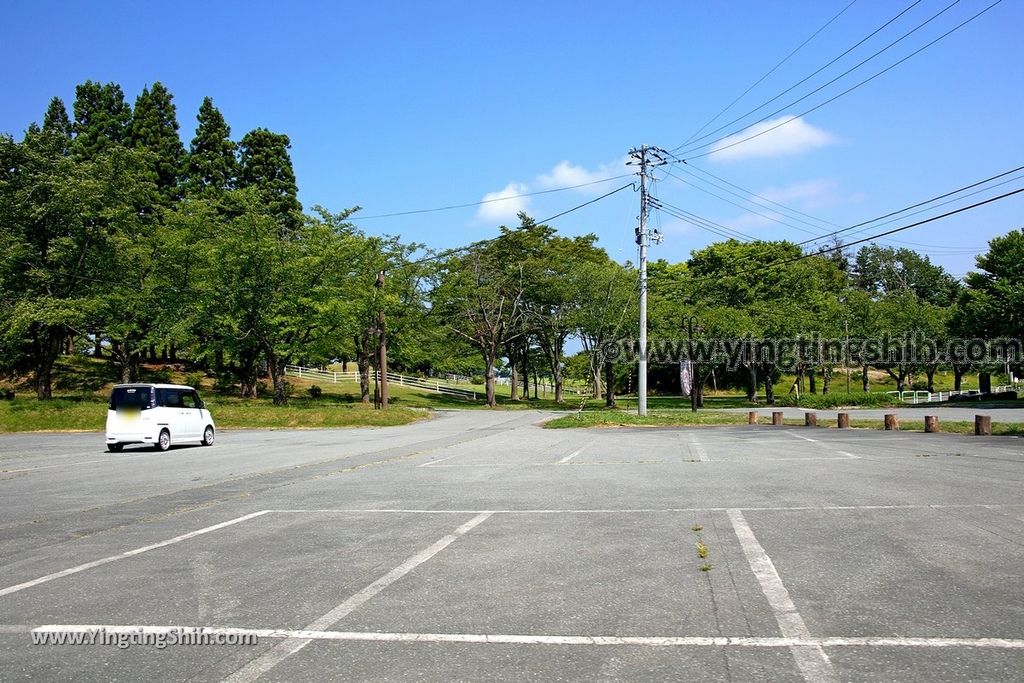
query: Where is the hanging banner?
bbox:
[680,360,692,397]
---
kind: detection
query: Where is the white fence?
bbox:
[284,365,477,401]
[887,383,1019,405]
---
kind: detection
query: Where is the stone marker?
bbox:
[975,414,992,436]
[884,414,899,431]
[924,415,939,433]
[838,412,850,429]
[748,411,758,425]
[805,412,817,427]
[772,411,783,426]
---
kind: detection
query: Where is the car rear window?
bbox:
[109,386,153,410]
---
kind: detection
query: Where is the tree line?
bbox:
[2,81,1021,406]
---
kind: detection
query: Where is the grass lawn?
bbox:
[543,409,1024,436]
[0,394,430,433]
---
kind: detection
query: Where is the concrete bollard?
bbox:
[975,415,992,436]
[838,412,850,429]
[748,411,758,425]
[772,411,784,426]
[924,415,939,433]
[884,414,899,431]
[805,412,817,427]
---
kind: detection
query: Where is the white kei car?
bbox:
[105,383,216,452]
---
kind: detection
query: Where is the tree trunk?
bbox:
[506,344,519,402]
[953,364,966,391]
[862,364,870,393]
[761,364,775,405]
[377,319,388,409]
[591,362,602,400]
[238,347,260,398]
[32,326,62,400]
[93,333,103,358]
[926,366,936,393]
[605,360,616,407]
[746,362,757,402]
[267,355,288,406]
[357,354,370,403]
[809,367,817,394]
[822,366,831,395]
[485,360,497,407]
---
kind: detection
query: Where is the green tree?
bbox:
[238,128,302,233]
[955,229,1024,340]
[432,235,526,407]
[198,193,361,405]
[71,81,131,160]
[0,135,154,396]
[186,96,238,196]
[853,245,961,307]
[574,259,637,401]
[130,82,186,201]
[41,97,72,155]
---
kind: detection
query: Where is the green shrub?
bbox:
[470,375,485,385]
[307,384,323,398]
[776,392,898,409]
[148,366,173,383]
[184,371,205,389]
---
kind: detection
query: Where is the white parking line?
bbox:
[18,624,1024,650]
[728,508,837,683]
[270,503,1019,514]
[686,433,709,461]
[785,431,819,443]
[225,511,494,682]
[417,452,462,467]
[558,447,585,464]
[0,511,272,598]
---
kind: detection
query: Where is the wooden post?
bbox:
[805,412,817,427]
[772,411,783,426]
[975,415,992,436]
[924,415,939,433]
[748,411,758,425]
[884,414,899,431]
[838,412,850,429]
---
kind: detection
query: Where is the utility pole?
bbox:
[375,270,389,409]
[628,145,666,416]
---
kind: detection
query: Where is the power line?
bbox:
[672,0,927,154]
[679,0,859,148]
[679,0,1003,161]
[661,167,828,236]
[679,185,1024,287]
[675,161,842,230]
[796,164,1024,248]
[404,183,635,266]
[651,197,756,242]
[351,173,633,220]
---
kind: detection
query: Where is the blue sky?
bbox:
[3,0,1021,277]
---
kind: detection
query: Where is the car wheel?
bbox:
[201,425,215,446]
[155,429,171,452]
[108,443,124,453]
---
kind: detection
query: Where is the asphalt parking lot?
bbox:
[1,410,1022,681]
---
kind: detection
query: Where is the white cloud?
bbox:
[474,182,532,224]
[759,179,837,205]
[536,157,631,191]
[707,116,837,162]
[473,157,632,226]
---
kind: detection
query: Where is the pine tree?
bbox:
[71,81,131,160]
[238,128,302,232]
[42,97,72,142]
[129,82,186,201]
[185,96,238,196]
